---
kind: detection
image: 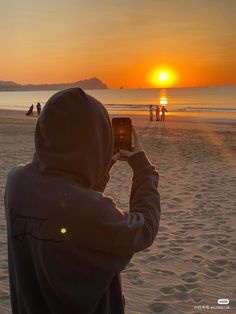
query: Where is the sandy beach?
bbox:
[0,109,236,313]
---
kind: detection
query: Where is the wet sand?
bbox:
[0,109,236,313]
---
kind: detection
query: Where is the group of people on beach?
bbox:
[149,105,168,122]
[25,102,41,116]
[26,102,167,123]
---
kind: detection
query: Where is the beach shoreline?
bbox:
[0,108,236,131]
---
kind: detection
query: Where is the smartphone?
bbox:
[112,117,132,152]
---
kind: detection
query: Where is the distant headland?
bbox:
[0,77,108,91]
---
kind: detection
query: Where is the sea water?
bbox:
[0,86,236,114]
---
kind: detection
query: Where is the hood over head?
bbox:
[34,88,113,189]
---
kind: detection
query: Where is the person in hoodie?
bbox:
[5,88,161,314]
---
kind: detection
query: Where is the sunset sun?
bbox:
[159,72,168,82]
[149,68,178,87]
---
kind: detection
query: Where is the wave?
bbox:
[105,104,236,113]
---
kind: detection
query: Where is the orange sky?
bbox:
[1,0,236,88]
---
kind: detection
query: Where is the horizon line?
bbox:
[0,79,236,90]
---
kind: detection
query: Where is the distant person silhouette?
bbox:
[161,106,168,122]
[36,102,41,116]
[155,105,160,121]
[149,105,154,121]
[25,105,33,116]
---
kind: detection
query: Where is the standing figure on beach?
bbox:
[36,102,41,116]
[5,88,161,314]
[25,104,33,116]
[149,105,154,121]
[155,105,160,121]
[161,106,168,122]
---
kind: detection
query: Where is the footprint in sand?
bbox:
[158,244,167,249]
[180,271,198,283]
[147,255,158,262]
[195,223,205,227]
[172,197,182,202]
[199,245,213,252]
[231,242,236,252]
[205,270,218,278]
[167,204,176,209]
[191,255,204,265]
[160,284,188,295]
[228,261,236,271]
[176,230,187,235]
[218,248,230,256]
[154,269,174,276]
[221,225,234,232]
[212,258,228,266]
[159,226,169,232]
[203,258,228,278]
[160,284,191,303]
[181,226,194,231]
[185,238,196,243]
[169,247,185,255]
[125,269,144,286]
[173,239,185,244]
[218,239,229,245]
[207,239,220,245]
[161,270,175,276]
[148,302,171,313]
[190,288,204,303]
[184,236,196,243]
[184,283,199,290]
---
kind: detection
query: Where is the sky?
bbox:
[1,0,236,88]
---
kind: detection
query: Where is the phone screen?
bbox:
[112,118,132,152]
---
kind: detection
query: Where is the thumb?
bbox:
[119,149,133,157]
[112,152,120,162]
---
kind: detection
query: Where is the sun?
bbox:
[159,72,168,82]
[149,67,178,87]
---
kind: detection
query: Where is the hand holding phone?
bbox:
[111,120,143,162]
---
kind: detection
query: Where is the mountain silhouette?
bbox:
[0,77,108,91]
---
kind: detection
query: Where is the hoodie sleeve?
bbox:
[113,151,160,253]
[93,159,116,193]
[127,151,160,248]
[78,151,160,271]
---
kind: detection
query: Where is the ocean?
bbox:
[0,86,236,114]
